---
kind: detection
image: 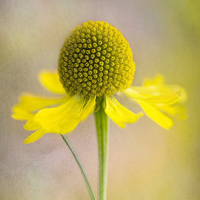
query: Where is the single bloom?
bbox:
[12,21,187,143]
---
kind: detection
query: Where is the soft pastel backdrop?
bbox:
[0,0,199,199]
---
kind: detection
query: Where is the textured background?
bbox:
[0,0,199,199]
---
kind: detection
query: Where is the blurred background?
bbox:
[0,0,199,199]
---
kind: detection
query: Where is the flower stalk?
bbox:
[61,134,96,200]
[95,97,109,200]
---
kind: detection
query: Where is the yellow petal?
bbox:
[143,74,187,103]
[39,70,66,94]
[124,87,181,105]
[12,93,65,120]
[173,88,187,103]
[105,96,143,128]
[30,95,96,134]
[159,104,187,120]
[12,106,34,120]
[24,129,46,144]
[143,74,165,87]
[23,119,40,131]
[137,101,173,129]
[80,96,96,121]
[123,75,187,129]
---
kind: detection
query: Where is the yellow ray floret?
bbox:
[39,70,66,94]
[24,129,47,144]
[12,93,65,120]
[105,96,143,128]
[124,87,181,104]
[136,101,173,129]
[123,75,187,129]
[143,74,187,103]
[23,95,96,143]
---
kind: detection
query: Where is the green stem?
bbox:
[94,97,109,200]
[61,134,96,200]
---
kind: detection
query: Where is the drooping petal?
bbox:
[25,95,96,134]
[24,129,46,144]
[12,106,34,120]
[143,74,187,103]
[12,93,66,120]
[105,96,143,128]
[39,71,66,94]
[143,74,165,87]
[23,118,41,130]
[124,87,181,105]
[122,74,187,129]
[79,97,97,121]
[137,101,173,129]
[159,104,187,120]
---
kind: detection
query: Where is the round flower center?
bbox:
[58,21,135,98]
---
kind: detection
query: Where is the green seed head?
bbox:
[58,21,135,98]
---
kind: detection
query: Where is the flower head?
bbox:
[58,21,134,97]
[12,21,187,143]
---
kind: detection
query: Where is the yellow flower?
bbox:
[12,21,186,143]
